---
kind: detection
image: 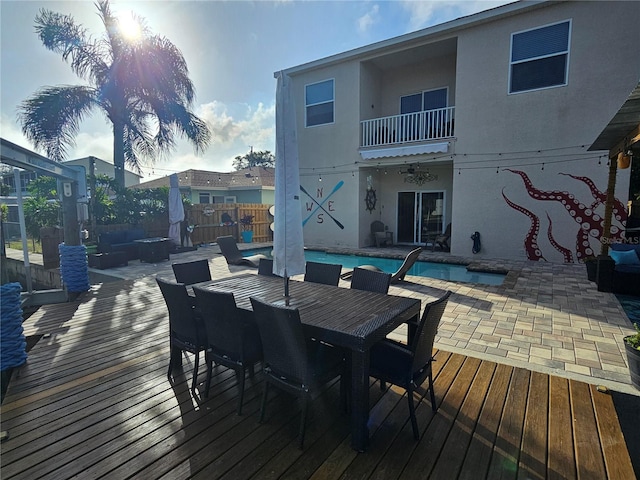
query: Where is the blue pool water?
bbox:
[244,248,505,286]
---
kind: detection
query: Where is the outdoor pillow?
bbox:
[609,249,640,265]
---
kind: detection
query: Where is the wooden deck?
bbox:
[1,278,635,479]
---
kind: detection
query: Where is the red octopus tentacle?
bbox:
[505,169,604,240]
[546,212,573,263]
[502,190,546,261]
[559,172,628,226]
[575,228,596,263]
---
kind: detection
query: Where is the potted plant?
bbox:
[624,323,640,390]
[239,214,254,243]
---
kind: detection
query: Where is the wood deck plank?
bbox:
[400,355,480,479]
[486,366,530,480]
[0,279,635,480]
[570,380,607,479]
[429,359,497,479]
[457,362,514,480]
[547,375,577,480]
[589,385,636,480]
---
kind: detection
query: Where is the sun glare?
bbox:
[117,11,142,42]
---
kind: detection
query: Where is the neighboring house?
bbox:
[281,0,640,262]
[64,157,142,188]
[134,167,275,205]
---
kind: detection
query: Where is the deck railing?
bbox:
[360,106,455,148]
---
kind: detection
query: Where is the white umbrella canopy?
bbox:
[273,71,305,296]
[168,173,184,246]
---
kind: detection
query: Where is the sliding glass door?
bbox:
[397,191,445,245]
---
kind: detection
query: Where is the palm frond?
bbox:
[18,86,98,161]
[35,8,108,82]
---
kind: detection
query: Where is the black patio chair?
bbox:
[350,267,391,294]
[369,290,451,440]
[304,261,342,286]
[432,223,451,252]
[216,235,267,268]
[172,259,211,285]
[340,247,423,284]
[250,296,347,449]
[258,258,277,277]
[193,287,263,415]
[156,276,207,393]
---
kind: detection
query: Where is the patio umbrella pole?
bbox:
[284,273,290,305]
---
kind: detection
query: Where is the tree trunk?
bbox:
[113,120,126,190]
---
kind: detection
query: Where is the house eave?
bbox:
[278,0,548,77]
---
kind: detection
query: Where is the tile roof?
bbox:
[133,167,275,189]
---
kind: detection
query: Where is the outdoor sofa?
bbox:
[97,229,148,261]
[609,242,640,295]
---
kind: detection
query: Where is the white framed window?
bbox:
[509,20,571,94]
[199,192,210,204]
[400,87,448,114]
[305,79,334,127]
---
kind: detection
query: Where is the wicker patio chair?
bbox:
[172,259,212,285]
[432,223,451,252]
[193,287,263,415]
[258,258,277,277]
[369,290,451,440]
[341,247,422,284]
[350,267,392,294]
[371,220,394,247]
[216,235,267,268]
[156,276,207,393]
[304,261,343,286]
[250,296,347,449]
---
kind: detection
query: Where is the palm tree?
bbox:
[18,0,210,189]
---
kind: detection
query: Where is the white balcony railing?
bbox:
[360,106,455,148]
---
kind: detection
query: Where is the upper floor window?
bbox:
[401,87,448,114]
[305,79,334,127]
[509,20,571,94]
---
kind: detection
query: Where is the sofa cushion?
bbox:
[125,229,146,242]
[610,249,640,265]
[610,242,640,253]
[100,231,127,245]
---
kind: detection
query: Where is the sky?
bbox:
[0,0,513,182]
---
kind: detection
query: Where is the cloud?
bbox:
[357,4,380,34]
[2,100,275,182]
[138,100,276,180]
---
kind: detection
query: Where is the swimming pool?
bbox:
[244,248,505,286]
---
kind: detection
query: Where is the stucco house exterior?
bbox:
[134,167,275,205]
[280,0,640,263]
[65,156,142,188]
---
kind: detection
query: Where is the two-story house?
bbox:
[280,0,640,262]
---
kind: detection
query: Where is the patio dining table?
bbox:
[192,273,421,452]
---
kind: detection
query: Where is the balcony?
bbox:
[360,106,455,148]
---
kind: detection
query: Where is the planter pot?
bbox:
[625,339,640,391]
[585,260,597,282]
[595,255,615,292]
[241,231,253,243]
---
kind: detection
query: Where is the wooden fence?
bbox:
[188,203,272,244]
[93,203,273,245]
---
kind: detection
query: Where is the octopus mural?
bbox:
[502,169,627,263]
